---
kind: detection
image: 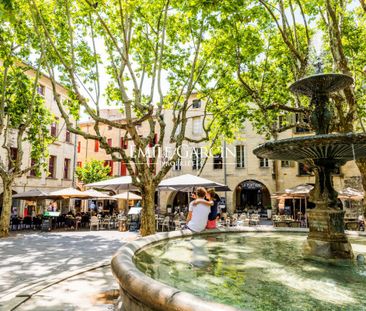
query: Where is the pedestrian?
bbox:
[89,201,95,210]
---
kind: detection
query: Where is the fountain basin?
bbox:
[289,73,353,96]
[111,228,366,311]
[253,133,366,162]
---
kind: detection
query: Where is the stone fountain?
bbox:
[253,72,366,260]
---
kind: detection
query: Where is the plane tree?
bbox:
[0,4,53,237]
[29,0,234,236]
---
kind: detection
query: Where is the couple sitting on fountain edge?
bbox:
[186,187,218,232]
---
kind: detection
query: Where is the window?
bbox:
[37,85,45,96]
[107,138,112,147]
[149,134,158,147]
[108,125,113,130]
[76,161,82,168]
[259,157,269,167]
[192,147,202,170]
[192,117,202,135]
[236,145,245,168]
[48,155,56,178]
[173,157,182,171]
[29,158,37,177]
[281,160,294,168]
[94,140,99,152]
[213,153,223,169]
[120,161,127,176]
[298,163,312,176]
[50,121,57,137]
[66,130,71,143]
[77,141,81,153]
[192,99,201,109]
[295,113,310,133]
[9,147,18,169]
[64,158,71,179]
[120,137,128,149]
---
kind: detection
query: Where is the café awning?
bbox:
[48,188,92,199]
[86,176,138,191]
[83,189,114,199]
[13,189,49,200]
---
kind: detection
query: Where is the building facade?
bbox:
[0,70,76,216]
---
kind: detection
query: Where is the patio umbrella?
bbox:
[284,184,314,196]
[48,187,92,199]
[338,187,364,210]
[276,184,314,219]
[83,189,114,200]
[338,187,364,200]
[13,189,49,200]
[158,174,230,191]
[112,192,142,200]
[86,176,137,191]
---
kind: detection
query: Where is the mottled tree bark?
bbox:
[0,178,13,238]
[140,183,156,236]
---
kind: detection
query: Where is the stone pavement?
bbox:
[16,265,117,311]
[0,230,138,309]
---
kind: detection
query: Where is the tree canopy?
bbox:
[0,3,54,236]
[76,160,111,185]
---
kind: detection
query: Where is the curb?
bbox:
[0,260,111,311]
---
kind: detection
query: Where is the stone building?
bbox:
[77,109,155,178]
[76,94,362,215]
[0,70,77,217]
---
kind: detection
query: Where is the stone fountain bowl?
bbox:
[253,133,366,162]
[289,73,354,96]
[111,227,311,311]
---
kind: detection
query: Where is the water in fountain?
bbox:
[135,232,366,311]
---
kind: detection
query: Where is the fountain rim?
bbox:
[111,227,366,311]
[112,227,311,311]
[253,132,366,161]
[289,73,354,96]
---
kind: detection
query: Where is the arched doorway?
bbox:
[168,191,189,214]
[235,180,270,213]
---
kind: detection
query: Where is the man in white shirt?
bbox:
[187,187,211,232]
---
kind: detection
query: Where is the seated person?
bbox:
[206,189,219,229]
[186,187,212,232]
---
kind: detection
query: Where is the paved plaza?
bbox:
[0,230,138,310]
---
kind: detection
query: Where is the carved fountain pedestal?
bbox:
[253,73,364,260]
[304,209,353,259]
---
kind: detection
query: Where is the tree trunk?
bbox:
[0,179,13,238]
[140,183,156,236]
[356,158,366,217]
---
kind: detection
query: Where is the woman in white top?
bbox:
[187,187,212,232]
